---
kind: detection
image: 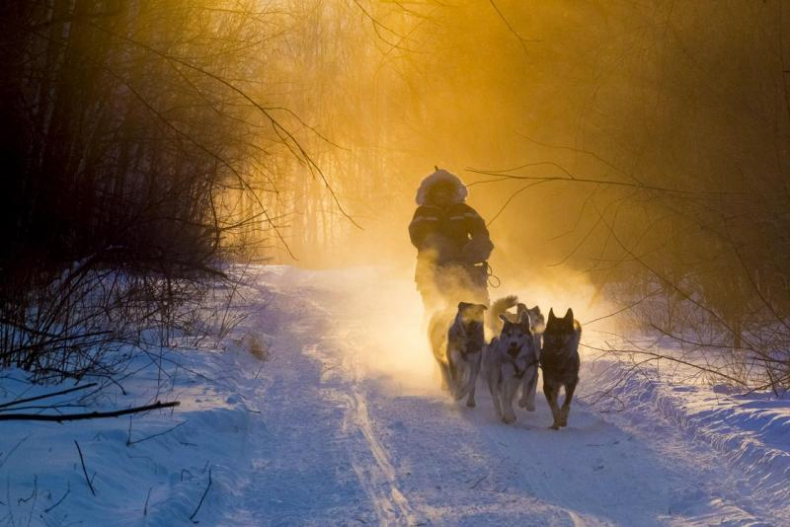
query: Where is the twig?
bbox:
[42,483,70,514]
[143,487,152,516]
[23,476,37,527]
[0,383,98,410]
[489,0,540,55]
[16,476,36,505]
[6,477,14,527]
[583,344,748,387]
[127,421,187,446]
[0,434,31,469]
[582,288,663,326]
[0,401,180,422]
[74,441,96,497]
[189,468,212,523]
[466,165,738,196]
[470,475,487,489]
[0,403,86,413]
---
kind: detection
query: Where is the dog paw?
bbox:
[525,403,536,412]
[549,423,560,430]
[502,414,516,424]
[466,399,476,408]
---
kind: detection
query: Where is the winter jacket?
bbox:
[408,169,493,267]
[409,202,492,266]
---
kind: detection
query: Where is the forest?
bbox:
[1,0,788,390]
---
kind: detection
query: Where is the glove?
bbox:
[461,237,493,264]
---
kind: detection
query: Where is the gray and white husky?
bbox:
[428,302,487,407]
[483,311,538,424]
[487,298,545,412]
[540,308,581,430]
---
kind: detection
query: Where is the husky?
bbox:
[540,308,581,430]
[428,302,487,406]
[483,311,538,424]
[516,303,545,411]
[488,298,545,412]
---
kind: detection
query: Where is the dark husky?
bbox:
[540,308,581,430]
[428,302,487,406]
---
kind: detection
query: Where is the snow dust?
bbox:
[309,265,617,396]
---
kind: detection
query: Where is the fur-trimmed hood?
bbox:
[415,168,468,206]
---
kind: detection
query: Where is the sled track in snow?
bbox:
[346,388,417,524]
[292,285,419,525]
[304,339,419,525]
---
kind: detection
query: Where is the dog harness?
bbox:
[509,355,539,379]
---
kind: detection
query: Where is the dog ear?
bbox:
[547,308,556,322]
[478,304,488,310]
[519,312,532,333]
[499,314,510,324]
[457,301,471,312]
[564,308,574,322]
[532,305,541,314]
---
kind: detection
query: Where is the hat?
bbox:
[415,167,468,205]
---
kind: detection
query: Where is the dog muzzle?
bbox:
[507,344,523,358]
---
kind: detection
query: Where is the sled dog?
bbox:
[540,308,581,430]
[483,311,538,424]
[516,303,545,411]
[488,298,544,412]
[428,302,487,406]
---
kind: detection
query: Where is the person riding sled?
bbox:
[409,168,493,314]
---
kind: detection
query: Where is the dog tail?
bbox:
[487,295,519,332]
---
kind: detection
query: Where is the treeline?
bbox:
[537,1,790,390]
[2,0,788,390]
[0,1,308,377]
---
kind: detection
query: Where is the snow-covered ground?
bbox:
[1,266,788,526]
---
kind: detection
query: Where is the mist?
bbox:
[1,0,788,389]
[255,1,789,388]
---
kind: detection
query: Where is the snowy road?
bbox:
[2,265,786,525]
[224,266,781,526]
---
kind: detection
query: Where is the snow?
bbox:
[1,265,788,526]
